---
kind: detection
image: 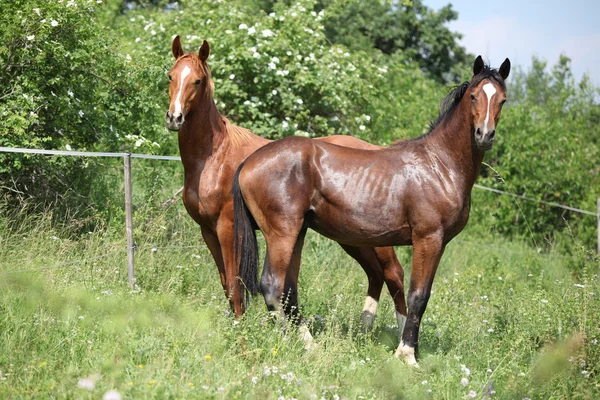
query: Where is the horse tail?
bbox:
[232,163,259,301]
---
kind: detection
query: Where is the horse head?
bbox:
[165,36,211,131]
[469,56,511,151]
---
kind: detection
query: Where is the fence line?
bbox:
[473,184,598,216]
[1,146,596,216]
[1,146,598,282]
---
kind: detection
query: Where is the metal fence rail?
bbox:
[1,146,599,283]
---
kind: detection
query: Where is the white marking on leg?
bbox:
[361,296,378,328]
[299,323,315,351]
[264,294,280,311]
[174,65,191,117]
[482,82,497,133]
[394,340,419,367]
[396,312,406,338]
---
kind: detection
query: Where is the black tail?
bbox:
[232,163,259,302]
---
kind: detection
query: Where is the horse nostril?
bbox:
[475,128,482,137]
[165,111,172,121]
[176,113,183,123]
[489,130,496,140]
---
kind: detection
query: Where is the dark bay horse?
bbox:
[233,56,510,365]
[166,36,406,328]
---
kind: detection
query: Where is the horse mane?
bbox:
[391,64,506,148]
[222,117,255,148]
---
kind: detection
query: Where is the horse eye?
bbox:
[194,79,202,86]
[470,94,476,102]
[168,75,172,81]
[500,99,507,105]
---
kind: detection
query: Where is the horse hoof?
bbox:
[394,342,419,367]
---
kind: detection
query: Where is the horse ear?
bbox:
[473,55,484,76]
[499,58,511,80]
[199,40,210,62]
[172,35,184,59]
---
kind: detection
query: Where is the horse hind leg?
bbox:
[339,244,385,330]
[374,247,408,339]
[261,226,314,349]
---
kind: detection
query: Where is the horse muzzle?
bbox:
[474,127,495,151]
[165,110,184,131]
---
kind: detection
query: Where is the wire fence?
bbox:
[1,146,598,279]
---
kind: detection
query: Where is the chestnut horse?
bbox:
[166,36,406,328]
[233,56,510,365]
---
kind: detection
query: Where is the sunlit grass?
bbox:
[0,207,598,399]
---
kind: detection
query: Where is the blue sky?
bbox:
[424,0,600,85]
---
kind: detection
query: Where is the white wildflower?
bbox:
[33,8,40,15]
[65,144,72,151]
[460,377,469,387]
[135,37,141,42]
[272,90,277,95]
[359,125,366,131]
[461,365,471,376]
[27,35,35,41]
[282,121,289,129]
[103,390,122,400]
[262,29,274,37]
[238,23,248,30]
[78,110,84,118]
[268,62,277,70]
[50,19,58,27]
[77,378,95,390]
[467,390,476,398]
[296,99,303,105]
[229,74,235,80]
[540,299,548,304]
[248,26,256,35]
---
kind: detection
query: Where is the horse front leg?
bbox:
[216,217,245,317]
[395,232,445,366]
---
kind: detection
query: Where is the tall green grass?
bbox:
[1,205,598,399]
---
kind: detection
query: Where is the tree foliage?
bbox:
[0,0,598,252]
[477,55,599,252]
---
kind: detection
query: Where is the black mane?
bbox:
[427,64,507,133]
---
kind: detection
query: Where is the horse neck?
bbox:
[177,89,228,171]
[425,96,485,192]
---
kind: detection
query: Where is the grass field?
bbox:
[1,203,599,399]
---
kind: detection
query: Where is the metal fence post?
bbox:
[124,153,135,287]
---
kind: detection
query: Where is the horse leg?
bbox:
[374,247,408,338]
[394,232,445,367]
[338,244,385,329]
[216,217,244,317]
[200,227,230,305]
[261,225,313,349]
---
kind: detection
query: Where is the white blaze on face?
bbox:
[482,82,497,133]
[173,65,191,117]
